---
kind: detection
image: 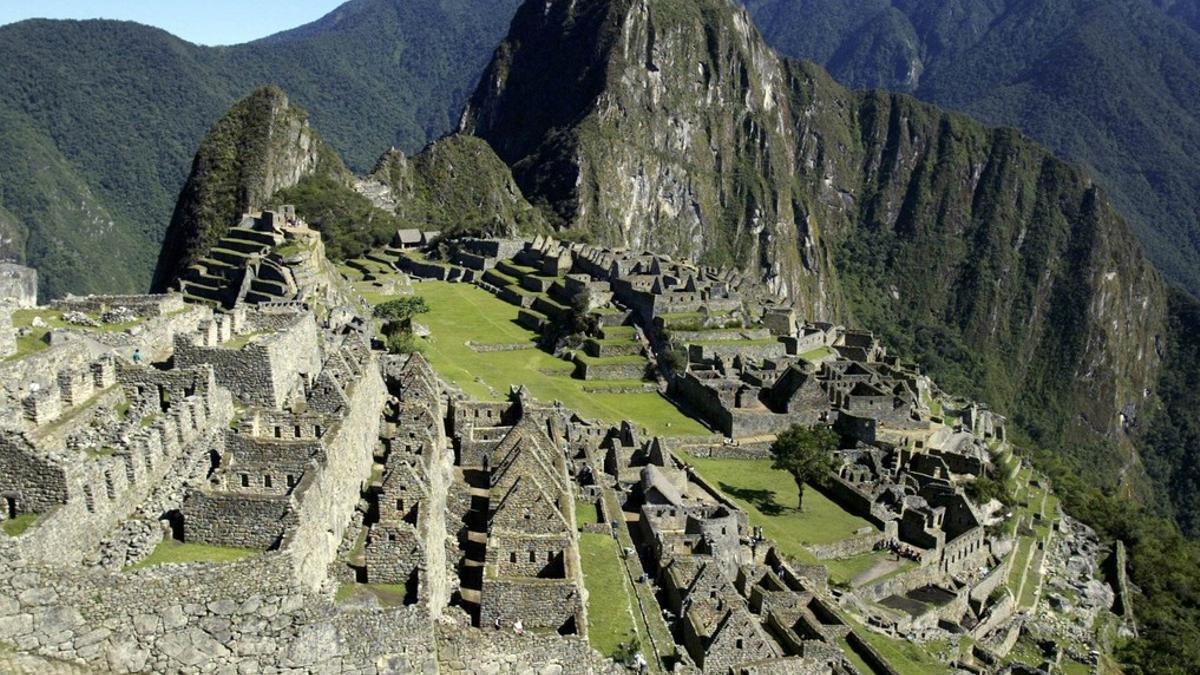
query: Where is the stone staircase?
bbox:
[177,216,293,309]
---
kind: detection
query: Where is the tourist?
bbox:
[633,652,648,674]
[512,619,524,636]
[131,348,142,364]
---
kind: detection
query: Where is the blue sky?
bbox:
[0,0,347,45]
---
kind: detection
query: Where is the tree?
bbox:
[769,424,840,511]
[373,297,429,336]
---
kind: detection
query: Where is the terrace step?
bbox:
[243,291,278,305]
[220,237,272,255]
[225,227,282,247]
[250,279,289,297]
[209,248,252,267]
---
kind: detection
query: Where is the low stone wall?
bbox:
[54,294,186,318]
[683,442,772,460]
[0,548,437,673]
[437,623,619,674]
[575,359,647,381]
[808,532,885,561]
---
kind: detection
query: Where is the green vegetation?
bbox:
[152,86,349,289]
[271,173,398,262]
[1,513,39,537]
[0,1,525,297]
[768,424,840,511]
[378,280,708,437]
[127,539,256,569]
[745,0,1200,297]
[576,499,601,525]
[578,532,641,660]
[680,454,873,550]
[5,308,145,360]
[374,296,431,354]
[372,135,548,238]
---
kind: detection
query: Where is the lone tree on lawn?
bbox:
[769,424,840,511]
[373,297,429,354]
[373,297,429,336]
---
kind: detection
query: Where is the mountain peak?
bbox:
[151,86,346,290]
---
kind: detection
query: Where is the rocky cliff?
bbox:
[152,86,348,291]
[462,0,1168,487]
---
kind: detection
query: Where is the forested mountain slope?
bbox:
[0,0,523,297]
[741,0,1200,297]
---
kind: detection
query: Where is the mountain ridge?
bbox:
[0,0,524,298]
[741,0,1200,297]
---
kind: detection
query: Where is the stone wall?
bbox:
[0,263,37,307]
[182,490,295,549]
[8,369,232,564]
[174,313,320,409]
[281,355,386,591]
[0,306,14,358]
[437,624,620,674]
[478,577,583,632]
[0,549,437,673]
[54,294,185,318]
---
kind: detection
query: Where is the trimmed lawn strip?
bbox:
[579,532,641,660]
[128,539,256,569]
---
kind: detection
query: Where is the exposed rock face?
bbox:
[462,0,1167,485]
[359,134,547,238]
[152,86,347,291]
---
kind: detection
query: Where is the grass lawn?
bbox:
[579,531,641,660]
[128,539,257,569]
[843,615,951,675]
[378,281,709,437]
[799,345,835,363]
[222,331,270,350]
[1,513,39,537]
[824,549,914,587]
[6,308,144,361]
[576,499,602,525]
[681,455,875,557]
[332,581,410,606]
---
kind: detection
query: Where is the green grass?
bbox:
[380,281,709,437]
[823,549,914,587]
[574,352,647,366]
[799,345,835,363]
[836,636,878,675]
[127,539,257,569]
[576,499,602,525]
[1,513,40,537]
[222,331,269,350]
[6,308,144,361]
[843,614,951,675]
[579,531,641,660]
[681,454,875,554]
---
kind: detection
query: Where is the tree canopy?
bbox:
[768,424,840,511]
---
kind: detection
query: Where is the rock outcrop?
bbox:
[152,86,347,291]
[462,0,1167,488]
[359,134,548,238]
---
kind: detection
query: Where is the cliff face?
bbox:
[463,0,1168,485]
[152,86,347,290]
